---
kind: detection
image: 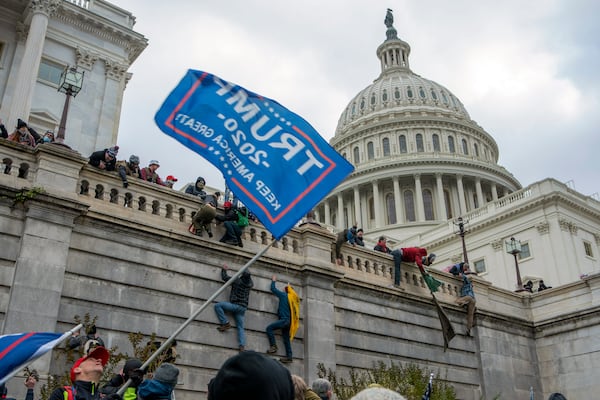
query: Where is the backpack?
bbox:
[236,207,249,228]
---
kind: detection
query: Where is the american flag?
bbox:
[0,325,81,385]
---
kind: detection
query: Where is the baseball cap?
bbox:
[70,346,110,382]
[166,175,178,182]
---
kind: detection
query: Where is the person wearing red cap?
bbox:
[215,201,243,247]
[48,346,110,400]
[164,175,178,189]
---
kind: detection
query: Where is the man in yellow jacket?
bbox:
[266,275,298,363]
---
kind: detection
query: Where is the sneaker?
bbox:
[195,230,203,237]
[237,240,243,248]
[208,232,213,238]
[267,345,278,354]
[224,239,239,245]
[279,357,293,364]
[239,345,245,352]
[217,322,231,332]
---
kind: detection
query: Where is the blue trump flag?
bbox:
[0,332,66,384]
[155,70,354,239]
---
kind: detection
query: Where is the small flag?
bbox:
[422,372,434,400]
[287,286,300,341]
[0,332,65,385]
[155,70,354,239]
[431,295,455,351]
[422,272,443,293]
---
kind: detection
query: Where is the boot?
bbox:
[217,322,231,332]
[267,344,278,354]
[279,356,293,364]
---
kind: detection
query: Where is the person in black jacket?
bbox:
[215,201,243,247]
[88,146,119,171]
[213,264,253,352]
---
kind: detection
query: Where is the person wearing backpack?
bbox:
[48,346,112,400]
[215,201,246,247]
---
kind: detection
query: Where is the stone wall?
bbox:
[1,143,599,400]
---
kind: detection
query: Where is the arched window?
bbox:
[407,86,414,99]
[394,87,401,99]
[432,134,441,152]
[419,87,426,99]
[386,193,397,224]
[473,193,479,209]
[423,189,434,220]
[430,89,438,100]
[448,136,455,153]
[416,134,424,152]
[473,143,479,157]
[360,98,365,110]
[382,89,388,102]
[462,139,469,155]
[382,137,390,156]
[441,91,449,105]
[368,197,375,221]
[399,135,407,153]
[370,94,376,105]
[367,141,375,160]
[353,147,360,164]
[351,103,356,116]
[404,190,415,222]
[342,152,347,159]
[444,190,453,219]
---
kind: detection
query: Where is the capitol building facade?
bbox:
[316,15,600,291]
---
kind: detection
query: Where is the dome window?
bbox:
[441,91,449,105]
[353,146,360,163]
[419,87,426,99]
[386,193,397,224]
[360,98,365,110]
[416,134,424,152]
[351,103,356,116]
[382,137,390,156]
[399,135,407,153]
[432,134,441,152]
[423,189,434,220]
[370,94,376,105]
[462,139,469,155]
[406,86,414,99]
[367,141,375,160]
[394,88,401,99]
[474,143,479,157]
[382,90,388,102]
[404,190,416,222]
[430,89,438,100]
[448,136,456,153]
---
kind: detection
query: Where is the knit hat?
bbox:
[428,253,436,263]
[350,387,407,400]
[17,119,27,129]
[208,351,294,400]
[311,378,332,399]
[70,346,110,382]
[153,363,179,387]
[149,160,160,167]
[129,155,140,164]
[83,339,100,355]
[106,146,119,158]
[123,358,143,378]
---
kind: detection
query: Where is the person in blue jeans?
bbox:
[214,264,253,352]
[266,275,293,363]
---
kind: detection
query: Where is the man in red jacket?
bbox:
[390,247,436,286]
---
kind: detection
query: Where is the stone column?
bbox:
[491,183,498,201]
[475,177,484,208]
[6,0,60,126]
[457,174,467,215]
[337,193,344,230]
[435,173,446,220]
[2,197,88,373]
[372,181,381,227]
[324,200,331,226]
[353,186,361,227]
[393,176,403,223]
[414,174,425,221]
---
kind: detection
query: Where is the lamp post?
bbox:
[453,217,469,264]
[505,237,525,292]
[56,66,84,146]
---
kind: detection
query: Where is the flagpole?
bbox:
[0,324,82,385]
[117,240,276,396]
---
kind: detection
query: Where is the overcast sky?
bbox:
[116,0,599,198]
